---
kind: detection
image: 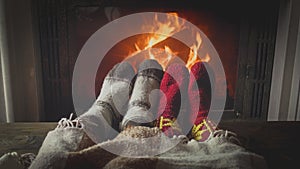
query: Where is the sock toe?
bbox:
[114,61,136,81]
[138,59,164,82]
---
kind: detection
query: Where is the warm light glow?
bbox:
[202,53,211,63]
[144,13,184,49]
[162,46,174,68]
[186,32,202,70]
[126,13,210,70]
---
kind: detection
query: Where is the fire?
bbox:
[186,32,211,70]
[126,13,210,70]
[186,32,202,70]
[202,53,211,63]
[143,12,185,49]
[162,46,174,67]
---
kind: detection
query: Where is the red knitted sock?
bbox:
[188,62,215,142]
[157,64,189,137]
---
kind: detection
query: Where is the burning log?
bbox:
[121,59,164,129]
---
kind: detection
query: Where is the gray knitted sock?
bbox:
[121,59,163,129]
[79,61,135,142]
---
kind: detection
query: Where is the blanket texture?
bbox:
[28,126,267,169]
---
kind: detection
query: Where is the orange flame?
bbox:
[126,13,210,70]
[186,33,211,70]
[202,53,211,63]
[143,13,185,49]
[186,32,202,70]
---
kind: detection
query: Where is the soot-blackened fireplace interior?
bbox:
[34,0,279,121]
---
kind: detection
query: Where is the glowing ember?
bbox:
[126,13,210,70]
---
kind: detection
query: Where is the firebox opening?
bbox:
[29,0,280,121]
[92,11,239,111]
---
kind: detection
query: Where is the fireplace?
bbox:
[33,0,279,121]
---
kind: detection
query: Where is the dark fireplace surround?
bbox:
[33,0,279,121]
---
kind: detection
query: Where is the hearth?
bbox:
[33,0,279,121]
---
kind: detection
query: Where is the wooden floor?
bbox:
[0,121,299,169]
[219,121,300,169]
[0,123,56,155]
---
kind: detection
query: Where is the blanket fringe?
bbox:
[56,113,84,129]
[206,129,241,145]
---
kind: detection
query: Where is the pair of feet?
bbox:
[78,59,215,143]
[157,61,215,142]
